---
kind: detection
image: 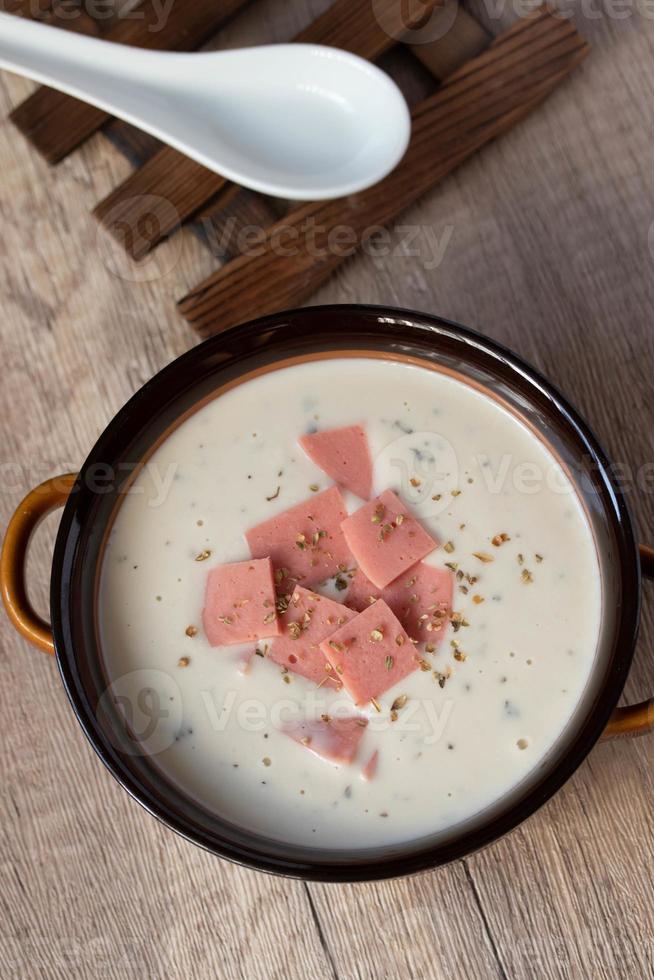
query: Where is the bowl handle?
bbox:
[1,474,77,656]
[602,544,654,739]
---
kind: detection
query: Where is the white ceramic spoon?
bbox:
[0,12,411,200]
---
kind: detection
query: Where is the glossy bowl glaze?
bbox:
[2,305,652,881]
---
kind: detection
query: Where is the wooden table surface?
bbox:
[1,1,653,977]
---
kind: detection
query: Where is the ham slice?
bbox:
[245,485,351,591]
[346,562,452,644]
[268,586,357,687]
[299,424,373,500]
[361,749,379,781]
[319,599,418,705]
[340,489,437,589]
[202,558,280,646]
[280,715,368,765]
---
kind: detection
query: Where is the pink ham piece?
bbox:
[319,599,418,705]
[299,424,373,500]
[203,557,280,646]
[340,489,437,589]
[280,715,368,765]
[361,749,379,781]
[268,586,357,687]
[245,485,351,591]
[346,562,453,644]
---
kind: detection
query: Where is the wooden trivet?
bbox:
[4,1,588,338]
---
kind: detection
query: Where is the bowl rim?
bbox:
[51,303,641,881]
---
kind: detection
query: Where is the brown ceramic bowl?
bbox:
[2,305,652,881]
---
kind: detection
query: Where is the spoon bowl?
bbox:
[0,14,411,199]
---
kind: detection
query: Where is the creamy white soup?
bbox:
[98,357,601,850]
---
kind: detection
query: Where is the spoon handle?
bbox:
[0,11,162,109]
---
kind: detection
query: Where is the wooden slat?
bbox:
[294,0,446,51]
[94,156,228,257]
[100,116,163,168]
[37,2,110,37]
[0,0,53,14]
[0,0,108,26]
[408,1,490,79]
[179,7,589,336]
[9,0,251,163]
[191,183,282,262]
[93,0,445,259]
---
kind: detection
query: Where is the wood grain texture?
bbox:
[191,182,282,262]
[179,7,589,335]
[100,115,164,168]
[9,0,251,162]
[1,0,653,976]
[92,0,446,259]
[408,1,490,78]
[93,153,229,257]
[0,0,53,15]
